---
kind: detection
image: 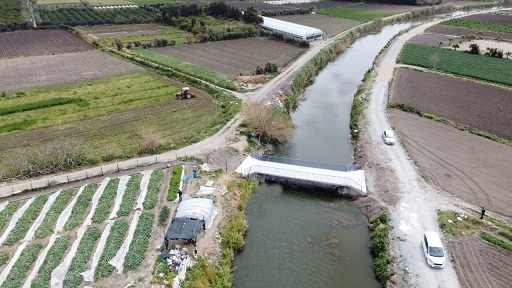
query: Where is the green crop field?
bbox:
[441,19,512,34]
[84,0,136,6]
[318,7,396,22]
[133,50,229,84]
[399,44,512,86]
[36,0,82,5]
[0,0,26,23]
[129,0,174,4]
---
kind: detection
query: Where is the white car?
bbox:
[382,130,396,145]
[422,231,446,269]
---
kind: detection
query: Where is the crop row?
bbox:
[63,226,102,288]
[124,212,155,271]
[92,178,120,223]
[0,0,25,24]
[94,220,129,281]
[36,7,156,26]
[0,251,8,266]
[0,202,20,232]
[0,243,42,288]
[64,184,97,230]
[168,166,183,201]
[117,175,141,217]
[30,235,72,288]
[4,195,49,246]
[143,170,163,210]
[399,44,512,86]
[441,19,512,34]
[0,97,85,116]
[35,189,75,239]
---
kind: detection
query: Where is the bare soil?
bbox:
[78,24,171,38]
[448,234,512,288]
[0,50,142,92]
[391,67,512,140]
[0,30,94,59]
[462,12,512,24]
[148,37,304,77]
[426,24,512,42]
[389,109,512,218]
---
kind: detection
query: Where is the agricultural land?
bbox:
[389,10,512,287]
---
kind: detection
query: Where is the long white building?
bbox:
[261,16,324,41]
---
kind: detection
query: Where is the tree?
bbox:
[437,41,443,47]
[242,101,294,143]
[242,7,263,25]
[505,51,511,59]
[448,37,453,46]
[452,43,459,51]
[468,43,480,55]
[114,39,123,51]
[430,53,439,69]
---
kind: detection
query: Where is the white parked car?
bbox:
[382,130,396,145]
[422,231,446,269]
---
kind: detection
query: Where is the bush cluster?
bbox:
[262,8,311,17]
[369,213,392,287]
[259,29,310,48]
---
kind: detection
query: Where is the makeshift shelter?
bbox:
[165,198,214,243]
[260,16,324,41]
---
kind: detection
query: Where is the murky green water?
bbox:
[234,23,415,288]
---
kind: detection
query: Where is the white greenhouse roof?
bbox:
[175,198,214,227]
[261,16,324,40]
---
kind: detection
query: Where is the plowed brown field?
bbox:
[148,37,304,76]
[0,30,93,59]
[391,68,512,140]
[463,13,512,25]
[426,24,512,42]
[389,110,512,218]
[0,50,142,92]
[447,234,512,288]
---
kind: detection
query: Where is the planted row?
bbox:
[124,213,155,271]
[30,235,71,288]
[0,97,85,116]
[0,202,20,232]
[92,178,120,223]
[64,184,97,230]
[94,220,129,281]
[158,206,170,227]
[63,226,102,288]
[0,243,42,288]
[36,189,75,239]
[143,170,163,210]
[5,195,48,246]
[0,251,8,266]
[117,175,140,217]
[167,166,182,201]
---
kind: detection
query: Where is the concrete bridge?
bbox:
[235,155,367,196]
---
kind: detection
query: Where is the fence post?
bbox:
[86,170,89,178]
[117,164,119,172]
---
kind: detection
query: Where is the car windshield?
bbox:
[430,247,444,257]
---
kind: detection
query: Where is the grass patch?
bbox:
[369,213,392,287]
[441,19,512,34]
[37,0,81,4]
[399,44,512,86]
[319,7,397,22]
[30,235,72,288]
[480,232,512,252]
[437,210,486,236]
[92,178,120,223]
[117,175,141,217]
[143,170,163,210]
[0,97,85,116]
[36,188,75,239]
[0,119,37,134]
[129,0,174,4]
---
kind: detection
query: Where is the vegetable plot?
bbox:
[117,175,140,217]
[64,184,97,230]
[0,202,20,232]
[29,235,71,288]
[168,166,183,201]
[36,189,75,239]
[63,227,102,288]
[4,195,48,246]
[143,170,163,210]
[124,212,155,271]
[92,178,120,223]
[0,243,43,288]
[94,220,130,281]
[0,251,8,266]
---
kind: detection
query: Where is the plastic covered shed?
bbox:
[175,198,214,228]
[260,16,324,41]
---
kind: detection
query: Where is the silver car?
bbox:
[382,130,396,145]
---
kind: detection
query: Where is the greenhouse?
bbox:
[261,16,324,41]
[165,198,214,243]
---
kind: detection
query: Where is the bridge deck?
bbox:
[235,156,367,195]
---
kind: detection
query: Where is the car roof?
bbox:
[383,130,394,136]
[424,231,443,247]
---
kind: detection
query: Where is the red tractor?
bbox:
[176,87,196,100]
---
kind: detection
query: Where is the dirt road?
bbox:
[366,20,461,287]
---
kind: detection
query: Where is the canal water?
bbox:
[233,23,415,288]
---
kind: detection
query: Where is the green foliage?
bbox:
[117,175,141,217]
[498,230,512,242]
[158,206,170,227]
[36,189,75,239]
[63,227,102,288]
[437,210,485,236]
[389,103,423,116]
[0,251,8,266]
[64,184,97,230]
[31,235,71,288]
[481,232,512,252]
[441,19,512,34]
[36,7,157,26]
[0,0,27,28]
[319,7,396,22]
[181,257,216,288]
[399,44,512,86]
[0,243,42,288]
[0,97,86,116]
[92,178,120,223]
[369,213,391,287]
[168,166,183,201]
[259,30,310,48]
[0,119,37,134]
[124,213,155,271]
[95,220,129,281]
[5,195,49,246]
[0,202,20,232]
[143,170,163,210]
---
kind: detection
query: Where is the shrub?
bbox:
[168,166,183,201]
[36,189,75,239]
[143,170,163,210]
[5,195,49,245]
[63,227,102,288]
[369,213,391,287]
[31,235,71,288]
[158,206,170,227]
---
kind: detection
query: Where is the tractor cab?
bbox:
[176,87,196,100]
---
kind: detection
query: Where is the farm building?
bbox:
[260,16,324,41]
[165,198,214,244]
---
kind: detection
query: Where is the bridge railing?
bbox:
[252,154,359,172]
[244,164,363,191]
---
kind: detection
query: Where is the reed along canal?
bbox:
[233,23,414,287]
